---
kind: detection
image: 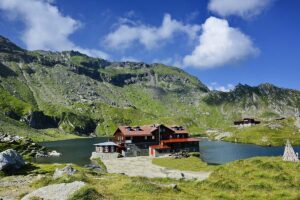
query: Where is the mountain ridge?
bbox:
[0,35,299,142]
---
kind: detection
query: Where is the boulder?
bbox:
[49,150,61,157]
[53,164,77,179]
[84,164,102,171]
[0,149,25,171]
[21,181,85,200]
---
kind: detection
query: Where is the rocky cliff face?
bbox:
[0,35,300,137]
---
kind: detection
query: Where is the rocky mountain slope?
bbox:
[0,35,300,140]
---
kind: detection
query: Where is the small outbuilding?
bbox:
[94,142,118,153]
[234,118,261,127]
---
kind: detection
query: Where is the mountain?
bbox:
[205,83,300,118]
[0,35,299,141]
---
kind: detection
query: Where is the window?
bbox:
[145,136,147,140]
[177,135,179,138]
[152,136,155,140]
[170,135,173,139]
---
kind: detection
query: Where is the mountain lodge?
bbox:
[109,124,200,157]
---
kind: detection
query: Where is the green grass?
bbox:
[199,157,300,199]
[0,86,32,116]
[223,118,300,146]
[68,186,103,200]
[91,158,107,173]
[5,156,300,200]
[76,157,300,199]
[152,157,216,171]
[1,49,300,146]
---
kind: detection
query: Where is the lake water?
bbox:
[35,138,300,166]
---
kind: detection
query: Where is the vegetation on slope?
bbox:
[224,117,300,146]
[0,35,300,144]
[4,157,299,199]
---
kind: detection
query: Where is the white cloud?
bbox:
[104,14,201,50]
[0,0,109,59]
[208,0,273,18]
[208,82,234,92]
[183,17,258,69]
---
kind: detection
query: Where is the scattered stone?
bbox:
[150,182,178,190]
[84,164,102,171]
[267,123,283,130]
[21,181,85,200]
[0,133,24,143]
[261,136,269,143]
[49,150,61,157]
[35,151,49,158]
[0,133,50,159]
[214,132,232,140]
[53,164,77,179]
[0,149,25,171]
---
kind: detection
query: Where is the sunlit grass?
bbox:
[152,156,216,171]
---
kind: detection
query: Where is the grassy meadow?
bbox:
[4,156,298,199]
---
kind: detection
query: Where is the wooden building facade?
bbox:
[113,124,199,157]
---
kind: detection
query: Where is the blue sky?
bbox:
[0,0,299,91]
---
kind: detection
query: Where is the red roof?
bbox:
[161,138,200,144]
[168,125,189,134]
[116,125,157,136]
[114,124,189,137]
[149,145,171,150]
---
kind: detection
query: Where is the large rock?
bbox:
[53,164,77,179]
[0,149,25,171]
[21,181,85,200]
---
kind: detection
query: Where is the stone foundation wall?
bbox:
[90,152,120,160]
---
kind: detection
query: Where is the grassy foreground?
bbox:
[2,156,299,199]
[152,156,216,171]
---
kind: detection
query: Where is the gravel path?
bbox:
[102,156,211,180]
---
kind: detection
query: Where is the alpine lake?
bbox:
[34,138,300,166]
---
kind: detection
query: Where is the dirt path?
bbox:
[102,156,211,180]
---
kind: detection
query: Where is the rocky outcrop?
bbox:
[0,133,49,158]
[21,181,85,200]
[21,111,59,129]
[0,149,25,171]
[204,83,300,117]
[53,165,77,179]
